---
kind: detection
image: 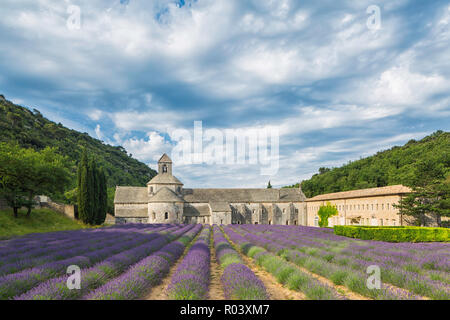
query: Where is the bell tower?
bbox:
[158,153,172,175]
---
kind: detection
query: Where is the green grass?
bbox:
[0,208,93,239]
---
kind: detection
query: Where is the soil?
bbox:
[208,244,226,300]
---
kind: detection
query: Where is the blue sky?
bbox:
[1,0,449,188]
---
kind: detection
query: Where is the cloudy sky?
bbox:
[1,0,449,188]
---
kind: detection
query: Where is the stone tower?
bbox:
[158,153,173,175]
[147,153,183,196]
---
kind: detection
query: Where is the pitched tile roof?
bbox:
[149,187,184,203]
[306,185,412,202]
[114,187,148,203]
[147,173,183,185]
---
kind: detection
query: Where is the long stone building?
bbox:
[114,154,412,226]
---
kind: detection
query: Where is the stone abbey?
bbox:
[114,154,411,226]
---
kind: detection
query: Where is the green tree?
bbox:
[77,151,108,225]
[97,167,108,224]
[77,150,91,224]
[317,202,338,228]
[0,143,71,217]
[267,181,272,189]
[395,157,450,226]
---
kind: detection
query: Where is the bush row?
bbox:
[334,225,449,242]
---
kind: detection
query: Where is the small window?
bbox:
[150,187,153,193]
[163,165,168,173]
[286,220,289,225]
[165,212,168,220]
[314,216,319,227]
[152,212,156,220]
[294,220,297,225]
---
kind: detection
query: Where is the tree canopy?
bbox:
[0,143,72,217]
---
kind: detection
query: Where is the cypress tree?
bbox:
[87,158,97,225]
[98,167,108,224]
[78,150,90,224]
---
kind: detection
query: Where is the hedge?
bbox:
[333,225,450,243]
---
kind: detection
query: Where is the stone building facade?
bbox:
[114,154,413,226]
[305,185,412,227]
[115,154,306,225]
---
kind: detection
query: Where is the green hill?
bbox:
[0,94,157,196]
[286,131,450,198]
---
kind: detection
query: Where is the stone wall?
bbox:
[41,201,76,220]
[116,217,148,224]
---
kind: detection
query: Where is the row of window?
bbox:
[311,203,396,212]
[231,207,300,215]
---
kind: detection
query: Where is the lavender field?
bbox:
[0,224,448,300]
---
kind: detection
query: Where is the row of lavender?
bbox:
[0,224,185,299]
[223,226,344,300]
[14,224,198,300]
[0,225,172,276]
[84,224,203,300]
[233,225,450,300]
[0,224,171,258]
[213,226,268,300]
[241,225,450,299]
[166,226,211,299]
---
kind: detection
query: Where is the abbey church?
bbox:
[114,154,412,227]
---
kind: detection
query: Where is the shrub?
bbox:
[334,225,449,242]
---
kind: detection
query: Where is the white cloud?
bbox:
[121,131,172,163]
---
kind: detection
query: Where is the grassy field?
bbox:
[0,208,93,239]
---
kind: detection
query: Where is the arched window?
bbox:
[294,220,297,225]
[165,212,168,220]
[150,187,153,194]
[286,220,289,225]
[163,165,168,173]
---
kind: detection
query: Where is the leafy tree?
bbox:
[0,143,71,217]
[317,202,338,228]
[267,181,272,189]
